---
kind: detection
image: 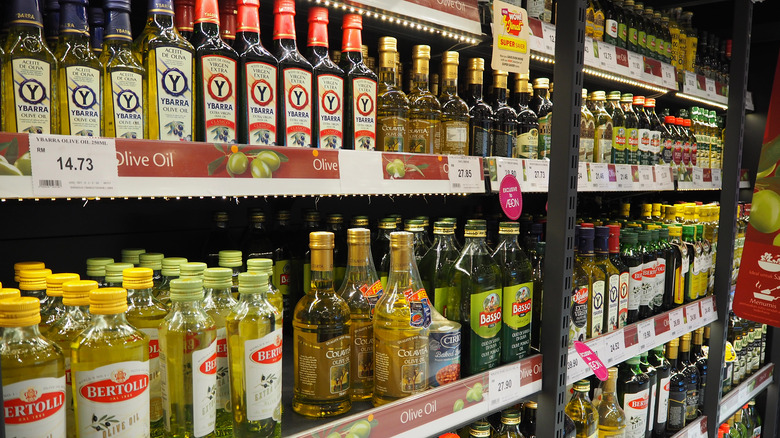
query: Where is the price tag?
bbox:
[526,159,549,191]
[496,158,523,182]
[685,302,701,329]
[598,41,616,70]
[578,161,592,191]
[606,164,618,190]
[489,363,523,409]
[637,319,656,352]
[661,63,678,89]
[638,165,653,189]
[654,165,674,190]
[602,330,626,366]
[669,308,685,337]
[705,78,717,99]
[541,22,556,55]
[684,71,698,95]
[614,47,631,76]
[448,155,483,192]
[615,164,632,190]
[584,37,598,67]
[628,52,644,79]
[712,169,722,189]
[566,345,591,385]
[701,296,716,322]
[590,163,610,189]
[29,134,118,197]
[692,167,704,188]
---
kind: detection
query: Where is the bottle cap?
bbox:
[412,45,431,59]
[327,214,344,224]
[468,58,485,71]
[307,6,329,46]
[608,91,621,100]
[219,250,243,268]
[19,268,53,291]
[62,280,98,306]
[342,13,362,29]
[500,409,520,424]
[675,117,684,125]
[14,261,46,282]
[238,271,268,294]
[433,221,455,235]
[351,216,370,227]
[533,78,550,88]
[389,231,413,248]
[378,36,397,52]
[170,278,204,302]
[161,257,188,277]
[347,228,371,244]
[246,258,273,275]
[0,289,21,301]
[469,421,491,437]
[121,248,146,265]
[590,90,606,101]
[203,267,234,289]
[139,252,165,270]
[404,219,425,232]
[104,263,134,284]
[46,273,81,297]
[645,98,656,107]
[443,51,459,65]
[123,267,154,290]
[90,288,128,315]
[0,297,41,327]
[683,119,692,127]
[86,257,114,277]
[573,379,590,391]
[621,93,634,102]
[464,223,487,238]
[378,218,397,230]
[498,222,520,235]
[104,0,131,12]
[310,231,335,250]
[180,262,208,279]
[633,95,645,105]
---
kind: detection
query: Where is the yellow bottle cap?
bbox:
[170,278,204,302]
[104,263,134,284]
[203,268,233,289]
[62,280,98,306]
[13,261,46,282]
[90,288,128,315]
[121,248,146,265]
[19,268,53,291]
[0,297,41,327]
[139,253,165,270]
[246,258,273,275]
[46,273,81,297]
[238,272,268,294]
[180,262,208,279]
[86,257,114,277]
[0,288,21,300]
[218,250,243,268]
[161,257,188,277]
[122,267,154,290]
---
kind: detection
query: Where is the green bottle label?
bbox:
[303,263,311,294]
[434,286,451,318]
[469,288,502,370]
[501,282,532,361]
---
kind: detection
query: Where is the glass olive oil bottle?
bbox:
[292,231,352,417]
[594,226,620,333]
[227,272,282,438]
[374,218,397,288]
[86,257,113,287]
[679,333,700,422]
[376,36,409,152]
[513,74,539,159]
[617,356,650,438]
[340,14,377,150]
[491,70,518,158]
[408,45,441,154]
[566,380,599,437]
[465,58,494,157]
[419,221,460,318]
[438,51,469,155]
[621,231,642,324]
[306,7,344,149]
[578,226,606,339]
[598,367,627,437]
[530,78,552,159]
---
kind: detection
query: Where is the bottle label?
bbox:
[599,432,625,438]
[570,285,588,344]
[655,257,666,309]
[140,328,163,423]
[200,55,237,143]
[378,115,407,152]
[580,138,595,163]
[374,332,427,397]
[215,327,229,413]
[110,71,144,139]
[65,356,74,429]
[3,376,66,436]
[470,124,491,157]
[626,127,639,159]
[244,328,282,422]
[595,122,612,163]
[492,127,516,157]
[244,62,278,145]
[628,265,642,311]
[685,386,699,420]
[607,273,619,331]
[639,30,647,49]
[11,58,53,134]
[618,271,629,327]
[295,332,350,398]
[442,120,468,155]
[628,27,638,46]
[590,280,605,337]
[538,114,552,158]
[74,360,150,438]
[667,389,686,430]
[434,286,451,317]
[593,11,605,39]
[502,282,532,359]
[154,46,194,141]
[403,288,433,328]
[315,74,344,149]
[359,280,384,311]
[650,130,661,157]
[585,8,595,36]
[612,126,626,153]
[273,259,292,320]
[662,137,673,163]
[409,118,440,154]
[428,328,461,388]
[622,388,649,438]
[657,375,670,426]
[641,260,656,308]
[350,321,373,391]
[682,142,691,166]
[606,19,618,39]
[468,288,502,369]
[618,23,628,42]
[638,128,651,162]
[352,78,377,151]
[673,140,683,165]
[647,34,656,53]
[516,129,539,159]
[191,340,217,437]
[283,68,313,147]
[65,66,101,136]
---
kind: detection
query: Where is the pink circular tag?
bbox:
[574,341,609,381]
[499,175,522,220]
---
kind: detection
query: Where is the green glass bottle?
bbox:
[340,14,377,150]
[419,221,460,318]
[491,70,518,158]
[306,7,344,149]
[404,219,429,264]
[246,258,284,316]
[621,93,639,164]
[621,231,642,324]
[155,256,187,308]
[373,218,397,289]
[681,225,698,303]
[617,356,650,437]
[595,226,620,333]
[608,91,626,164]
[648,344,671,437]
[608,225,630,328]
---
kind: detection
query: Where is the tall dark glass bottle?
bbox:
[243,210,274,261]
[679,333,700,422]
[234,0,279,145]
[529,78,553,159]
[306,7,344,149]
[608,225,630,328]
[273,210,296,323]
[512,74,539,159]
[647,344,671,437]
[637,230,655,320]
[491,70,518,158]
[666,338,687,434]
[692,327,708,411]
[617,356,650,438]
[373,218,397,288]
[639,352,657,438]
[340,14,377,150]
[465,58,493,157]
[621,93,639,164]
[621,231,642,324]
[174,0,195,40]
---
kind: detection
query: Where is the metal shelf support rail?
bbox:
[536,0,586,436]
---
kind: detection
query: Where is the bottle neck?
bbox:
[236,3,259,40]
[533,88,548,100]
[273,12,297,47]
[378,51,397,86]
[679,345,691,362]
[104,9,133,46]
[441,63,458,96]
[412,58,430,92]
[494,87,508,105]
[434,233,456,248]
[91,312,131,327]
[59,1,90,43]
[307,20,329,49]
[238,291,269,306]
[467,83,485,101]
[498,234,519,247]
[171,300,205,313]
[127,287,156,305]
[342,28,362,53]
[194,0,220,36]
[66,305,91,319]
[205,286,236,306]
[2,324,43,343]
[10,0,45,31]
[347,242,372,267]
[310,248,335,293]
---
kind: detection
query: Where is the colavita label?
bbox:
[570,285,588,344]
[316,74,344,149]
[607,274,620,331]
[374,332,427,397]
[74,360,150,438]
[65,66,101,136]
[244,62,277,145]
[350,321,373,394]
[191,340,217,437]
[244,328,282,422]
[590,280,605,337]
[11,58,53,134]
[216,327,229,413]
[516,129,538,159]
[623,388,649,438]
[441,121,468,155]
[377,116,406,152]
[201,55,237,143]
[110,71,144,139]
[469,288,502,369]
[3,376,66,437]
[154,46,193,141]
[283,68,313,147]
[295,332,350,399]
[140,328,162,423]
[502,282,532,360]
[352,78,377,151]
[408,118,440,154]
[619,271,629,327]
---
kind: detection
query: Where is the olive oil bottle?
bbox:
[571,227,591,345]
[0,297,66,437]
[246,258,284,315]
[565,380,599,437]
[72,288,151,438]
[438,51,469,155]
[340,14,377,150]
[647,344,671,437]
[306,7,344,149]
[373,231,431,405]
[376,37,409,152]
[40,273,80,333]
[3,0,59,135]
[607,225,629,326]
[513,74,539,159]
[578,226,606,338]
[666,339,687,434]
[621,231,643,325]
[292,231,352,417]
[594,226,620,333]
[18,267,52,308]
[159,278,218,438]
[465,58,494,157]
[227,272,282,437]
[192,0,239,143]
[617,356,650,438]
[134,0,195,141]
[373,218,397,288]
[419,221,460,318]
[104,262,132,287]
[598,368,626,437]
[337,228,383,401]
[156,257,188,307]
[530,78,552,158]
[408,45,441,154]
[491,70,518,158]
[139,253,165,288]
[56,0,103,136]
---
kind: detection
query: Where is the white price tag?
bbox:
[701,297,716,322]
[628,52,644,79]
[489,363,523,410]
[584,37,598,67]
[590,163,610,189]
[602,330,626,366]
[684,71,699,95]
[686,302,701,329]
[448,155,483,192]
[661,63,678,89]
[526,159,549,191]
[598,41,616,70]
[496,158,523,182]
[29,134,118,197]
[669,308,685,337]
[566,346,590,384]
[712,169,722,189]
[692,167,704,188]
[578,161,592,191]
[616,164,632,190]
[705,78,717,98]
[541,22,556,55]
[637,319,656,352]
[654,165,674,190]
[638,165,653,189]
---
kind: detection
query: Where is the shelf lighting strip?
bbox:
[676,92,729,111]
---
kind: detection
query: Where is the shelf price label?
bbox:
[636,319,656,352]
[566,345,590,384]
[654,165,674,190]
[496,157,523,182]
[705,78,717,98]
[661,64,678,89]
[578,161,592,191]
[685,302,701,329]
[712,169,722,189]
[541,22,556,55]
[669,308,685,337]
[701,297,716,322]
[628,52,644,79]
[29,134,118,197]
[602,330,626,366]
[615,164,632,190]
[638,165,654,189]
[526,159,549,191]
[488,363,523,410]
[684,71,699,94]
[448,155,483,193]
[692,167,704,188]
[597,41,617,71]
[590,163,610,189]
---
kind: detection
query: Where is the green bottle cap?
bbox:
[627,356,641,364]
[433,221,455,234]
[104,263,134,284]
[327,214,344,224]
[180,262,208,279]
[379,218,397,229]
[170,278,204,302]
[120,248,146,265]
[246,258,273,275]
[238,272,268,294]
[498,221,520,234]
[203,268,233,289]
[86,257,114,277]
[219,250,243,268]
[139,252,164,270]
[161,257,188,277]
[622,231,638,244]
[404,219,425,232]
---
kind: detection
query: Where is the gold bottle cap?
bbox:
[590,90,606,101]
[238,271,268,294]
[276,210,292,221]
[90,288,128,315]
[161,257,188,277]
[0,296,41,327]
[433,221,455,235]
[524,401,538,409]
[304,211,321,222]
[19,268,53,291]
[123,267,154,290]
[442,51,459,65]
[413,45,431,59]
[389,231,413,248]
[493,70,509,89]
[203,267,234,289]
[347,228,371,244]
[246,258,273,275]
[46,273,81,297]
[310,231,335,249]
[500,409,521,425]
[327,214,344,224]
[62,280,97,306]
[464,224,487,238]
[498,222,520,235]
[180,262,208,279]
[378,36,397,52]
[573,379,590,391]
[170,278,204,302]
[0,288,21,301]
[533,77,550,88]
[468,58,485,71]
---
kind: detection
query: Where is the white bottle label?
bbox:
[283,68,313,147]
[650,129,662,156]
[110,71,144,139]
[3,376,66,437]
[607,273,620,332]
[65,66,101,136]
[623,388,649,438]
[641,261,656,307]
[192,340,217,437]
[244,328,283,422]
[140,328,162,423]
[316,74,344,149]
[352,77,377,150]
[590,279,605,337]
[11,58,53,134]
[628,265,642,311]
[65,356,74,429]
[215,327,230,412]
[244,62,277,145]
[657,375,671,426]
[638,128,651,158]
[646,381,656,433]
[618,271,630,328]
[154,46,194,141]
[74,360,150,438]
[655,257,666,307]
[200,55,237,143]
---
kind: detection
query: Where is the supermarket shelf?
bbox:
[717,363,775,424]
[670,416,709,438]
[566,296,717,385]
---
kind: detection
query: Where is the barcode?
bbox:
[39,179,62,188]
[451,183,461,189]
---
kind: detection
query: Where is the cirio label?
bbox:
[244,328,282,422]
[3,376,66,437]
[11,58,52,134]
[65,66,101,136]
[154,46,193,141]
[244,62,277,145]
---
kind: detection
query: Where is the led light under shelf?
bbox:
[674,92,729,111]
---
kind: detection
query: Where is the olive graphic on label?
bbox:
[257,150,281,172]
[386,159,406,178]
[348,419,372,437]
[227,152,248,175]
[750,190,780,234]
[453,399,464,412]
[251,158,273,178]
[466,382,484,402]
[326,432,341,438]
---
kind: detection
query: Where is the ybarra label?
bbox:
[11,58,52,134]
[74,360,150,438]
[352,78,377,150]
[65,66,101,136]
[216,327,229,412]
[245,62,277,145]
[283,68,312,147]
[155,46,193,141]
[140,328,162,423]
[110,71,144,139]
[3,376,66,437]
[244,328,282,422]
[316,74,344,149]
[201,55,237,143]
[192,340,217,437]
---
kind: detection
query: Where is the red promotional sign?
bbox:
[499,174,522,220]
[573,341,608,381]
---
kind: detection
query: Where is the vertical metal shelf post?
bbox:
[536,0,586,436]
[705,0,753,436]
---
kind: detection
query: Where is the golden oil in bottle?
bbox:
[156,257,188,308]
[40,272,80,333]
[246,258,284,315]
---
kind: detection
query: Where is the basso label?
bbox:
[154,46,193,141]
[374,331,427,397]
[191,340,217,437]
[3,376,66,438]
[65,66,101,136]
[316,74,344,149]
[11,58,53,134]
[245,328,282,422]
[245,62,277,145]
[471,289,502,335]
[502,282,532,362]
[200,55,237,143]
[408,118,440,154]
[377,116,407,152]
[295,332,351,399]
[110,71,144,138]
[140,328,163,423]
[442,121,468,155]
[283,68,313,147]
[215,327,230,412]
[352,78,377,151]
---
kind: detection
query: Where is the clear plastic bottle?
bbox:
[18,267,51,306]
[156,256,188,308]
[246,258,284,316]
[85,257,114,287]
[104,262,133,287]
[139,253,165,288]
[40,272,80,333]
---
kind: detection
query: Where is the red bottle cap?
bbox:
[645,98,655,107]
[342,13,362,30]
[307,7,329,47]
[675,117,684,125]
[236,0,260,33]
[174,0,195,32]
[683,119,691,127]
[664,115,676,123]
[341,14,362,52]
[274,0,295,15]
[608,224,621,253]
[273,0,296,39]
[632,95,645,106]
[220,0,237,40]
[195,0,219,24]
[580,222,594,228]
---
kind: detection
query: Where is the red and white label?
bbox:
[623,388,649,438]
[283,68,313,147]
[352,78,377,150]
[245,62,277,145]
[3,376,66,437]
[216,327,230,412]
[316,74,344,149]
[140,327,162,423]
[512,299,532,316]
[192,340,217,437]
[245,328,283,422]
[201,55,237,143]
[657,375,671,426]
[480,308,502,326]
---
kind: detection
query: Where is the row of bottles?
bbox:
[718,400,762,438]
[723,312,768,396]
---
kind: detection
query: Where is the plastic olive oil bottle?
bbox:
[156,257,188,308]
[246,258,284,315]
[40,272,80,333]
